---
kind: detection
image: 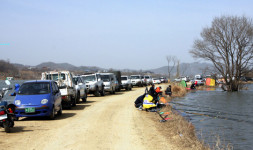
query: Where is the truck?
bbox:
[41,71,77,108]
[81,73,105,97]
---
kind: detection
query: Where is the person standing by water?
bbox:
[165,85,172,96]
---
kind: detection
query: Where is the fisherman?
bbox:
[155,86,163,96]
[190,83,196,89]
[134,93,146,110]
[142,94,157,112]
[148,84,156,98]
[165,85,172,96]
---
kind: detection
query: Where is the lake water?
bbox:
[172,84,253,150]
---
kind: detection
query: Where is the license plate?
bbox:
[0,114,7,120]
[25,107,35,113]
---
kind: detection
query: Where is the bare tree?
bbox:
[166,56,177,79]
[180,63,189,76]
[176,60,180,78]
[190,16,253,91]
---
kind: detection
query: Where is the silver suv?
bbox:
[144,75,152,85]
[81,73,105,97]
[121,76,132,90]
[130,75,143,87]
[73,76,88,103]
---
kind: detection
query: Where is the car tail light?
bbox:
[8,108,13,113]
[0,110,5,115]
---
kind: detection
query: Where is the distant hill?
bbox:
[36,62,104,72]
[148,62,214,77]
[11,61,214,77]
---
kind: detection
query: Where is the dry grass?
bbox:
[148,105,209,150]
[168,83,187,97]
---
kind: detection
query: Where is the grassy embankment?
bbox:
[145,83,232,150]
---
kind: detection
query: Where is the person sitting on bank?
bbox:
[155,86,163,96]
[190,83,196,89]
[134,93,146,110]
[165,85,172,96]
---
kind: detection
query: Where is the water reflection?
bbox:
[172,84,253,150]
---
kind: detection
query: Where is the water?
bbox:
[172,84,253,150]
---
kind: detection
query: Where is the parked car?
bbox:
[159,77,168,83]
[14,80,62,119]
[73,76,88,103]
[174,78,181,82]
[41,71,77,108]
[141,75,148,86]
[194,74,204,85]
[181,76,190,82]
[144,75,153,85]
[152,78,161,84]
[100,73,117,94]
[81,73,105,97]
[130,75,143,87]
[121,76,132,90]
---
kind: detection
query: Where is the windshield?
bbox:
[46,74,66,81]
[18,82,51,95]
[121,77,127,80]
[101,75,110,82]
[131,76,140,79]
[144,76,150,79]
[82,75,96,82]
[73,77,78,85]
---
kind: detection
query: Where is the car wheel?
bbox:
[57,104,62,116]
[49,106,55,120]
[94,87,100,97]
[76,92,80,104]
[72,97,76,107]
[100,87,105,96]
[3,121,10,133]
[13,117,19,121]
[82,96,87,102]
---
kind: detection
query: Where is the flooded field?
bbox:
[172,84,253,150]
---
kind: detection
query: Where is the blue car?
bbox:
[14,80,62,119]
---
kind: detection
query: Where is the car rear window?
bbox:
[121,77,127,80]
[101,75,110,82]
[131,76,140,79]
[82,75,96,81]
[46,74,66,81]
[18,82,51,95]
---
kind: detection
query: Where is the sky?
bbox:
[0,0,253,70]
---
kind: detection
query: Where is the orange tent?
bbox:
[206,78,215,86]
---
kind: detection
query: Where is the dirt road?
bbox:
[0,86,177,150]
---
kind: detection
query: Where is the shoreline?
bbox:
[144,83,233,150]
